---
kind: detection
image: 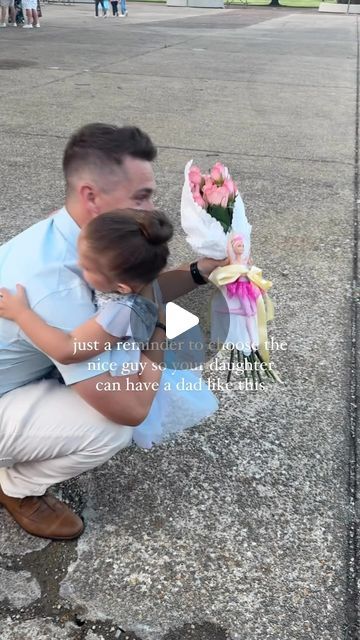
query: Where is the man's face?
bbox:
[96,156,156,215]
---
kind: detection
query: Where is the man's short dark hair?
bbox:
[63,123,157,187]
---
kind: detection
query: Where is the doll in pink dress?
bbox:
[209,232,277,384]
[225,233,262,350]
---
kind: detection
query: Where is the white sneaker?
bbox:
[0,22,6,27]
[124,10,128,15]
[34,22,40,27]
[12,22,17,26]
[23,23,33,28]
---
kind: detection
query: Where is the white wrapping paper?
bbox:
[180,160,252,260]
[180,159,260,350]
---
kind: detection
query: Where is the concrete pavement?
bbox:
[0,5,359,639]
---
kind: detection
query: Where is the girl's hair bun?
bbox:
[84,208,174,286]
[138,210,173,246]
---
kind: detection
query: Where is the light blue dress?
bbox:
[96,284,218,449]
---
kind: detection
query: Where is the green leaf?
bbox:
[207,205,232,232]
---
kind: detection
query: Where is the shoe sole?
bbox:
[29,522,85,540]
[32,527,84,541]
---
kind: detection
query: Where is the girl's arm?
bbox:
[74,306,167,427]
[0,285,117,365]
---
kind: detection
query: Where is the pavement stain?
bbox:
[0,479,88,630]
[0,60,37,70]
[162,621,231,640]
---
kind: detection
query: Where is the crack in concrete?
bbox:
[2,608,233,640]
[0,127,352,168]
[0,490,233,640]
[0,480,152,639]
[98,68,355,92]
[0,480,86,623]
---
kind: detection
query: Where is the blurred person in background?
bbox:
[119,0,127,16]
[110,0,118,16]
[14,0,24,25]
[94,0,107,17]
[22,0,40,27]
[0,0,17,27]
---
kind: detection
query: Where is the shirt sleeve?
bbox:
[28,285,113,386]
[53,351,113,386]
[96,296,158,343]
[95,301,132,338]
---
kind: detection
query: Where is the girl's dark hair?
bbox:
[83,209,173,285]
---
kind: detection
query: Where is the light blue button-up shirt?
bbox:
[0,207,113,398]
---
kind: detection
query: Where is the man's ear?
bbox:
[116,282,133,295]
[79,184,100,218]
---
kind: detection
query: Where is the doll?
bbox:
[209,232,276,384]
[180,159,279,385]
[225,233,262,350]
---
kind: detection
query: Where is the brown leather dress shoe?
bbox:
[0,487,84,540]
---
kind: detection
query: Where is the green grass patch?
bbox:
[226,0,335,6]
[129,0,336,7]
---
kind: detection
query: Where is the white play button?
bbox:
[165,302,199,340]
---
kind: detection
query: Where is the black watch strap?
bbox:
[155,321,166,332]
[190,261,207,285]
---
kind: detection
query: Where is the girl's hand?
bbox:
[0,284,30,321]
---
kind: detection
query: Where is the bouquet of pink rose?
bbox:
[189,162,238,233]
[181,160,251,260]
[181,159,281,385]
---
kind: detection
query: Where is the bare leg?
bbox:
[9,5,16,22]
[25,8,32,23]
[32,7,39,23]
[0,6,6,23]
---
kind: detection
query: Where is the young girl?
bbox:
[0,208,218,449]
[22,0,40,27]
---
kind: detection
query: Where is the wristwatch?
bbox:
[155,321,166,332]
[190,261,207,285]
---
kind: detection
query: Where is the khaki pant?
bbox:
[0,379,133,498]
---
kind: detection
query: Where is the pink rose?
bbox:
[210,162,227,184]
[223,178,237,201]
[189,166,203,189]
[203,184,229,208]
[193,190,206,208]
[203,175,214,189]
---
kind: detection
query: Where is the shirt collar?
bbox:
[52,206,97,305]
[52,206,81,251]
